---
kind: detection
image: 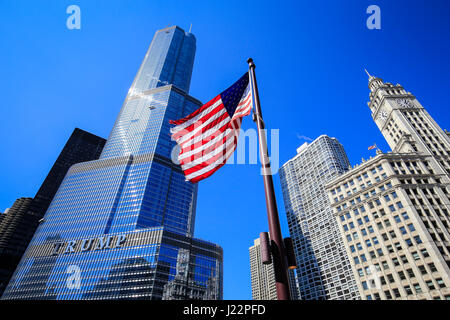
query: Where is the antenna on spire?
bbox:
[364,69,372,78]
[189,23,192,33]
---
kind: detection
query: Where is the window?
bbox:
[412,252,420,260]
[364,216,370,223]
[426,281,435,290]
[428,263,437,273]
[389,205,396,212]
[366,239,372,247]
[382,261,389,270]
[405,238,413,247]
[408,224,416,232]
[361,254,367,262]
[404,285,413,295]
[413,284,422,294]
[368,226,374,233]
[401,212,409,220]
[372,237,379,245]
[418,266,427,275]
[346,234,352,242]
[354,257,360,265]
[394,216,401,223]
[350,245,356,253]
[414,236,422,244]
[387,274,395,283]
[361,281,369,290]
[357,218,363,226]
[436,278,445,288]
[400,226,407,235]
[396,201,404,209]
[421,249,429,258]
[406,269,415,278]
[393,288,401,298]
[358,269,364,277]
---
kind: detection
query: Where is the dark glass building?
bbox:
[0,129,106,296]
[1,26,223,300]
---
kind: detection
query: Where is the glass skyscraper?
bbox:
[1,26,223,300]
[0,128,106,296]
[279,135,360,300]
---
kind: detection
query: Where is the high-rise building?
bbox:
[33,128,106,218]
[325,73,450,300]
[0,128,106,296]
[1,26,223,300]
[249,238,299,300]
[279,135,360,300]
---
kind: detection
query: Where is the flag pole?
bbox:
[247,58,291,300]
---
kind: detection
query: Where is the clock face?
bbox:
[377,109,388,122]
[396,98,414,108]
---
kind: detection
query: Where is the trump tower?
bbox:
[1,26,223,300]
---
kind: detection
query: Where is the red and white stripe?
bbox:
[170,86,253,183]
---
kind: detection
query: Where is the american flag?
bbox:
[170,72,253,183]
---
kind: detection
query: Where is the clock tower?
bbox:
[366,70,450,175]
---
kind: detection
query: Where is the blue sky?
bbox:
[0,0,449,299]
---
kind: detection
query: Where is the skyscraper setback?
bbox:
[279,136,360,300]
[2,26,223,300]
[0,128,106,296]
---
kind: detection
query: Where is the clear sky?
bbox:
[0,0,449,299]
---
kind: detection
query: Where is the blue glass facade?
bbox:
[1,26,223,300]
